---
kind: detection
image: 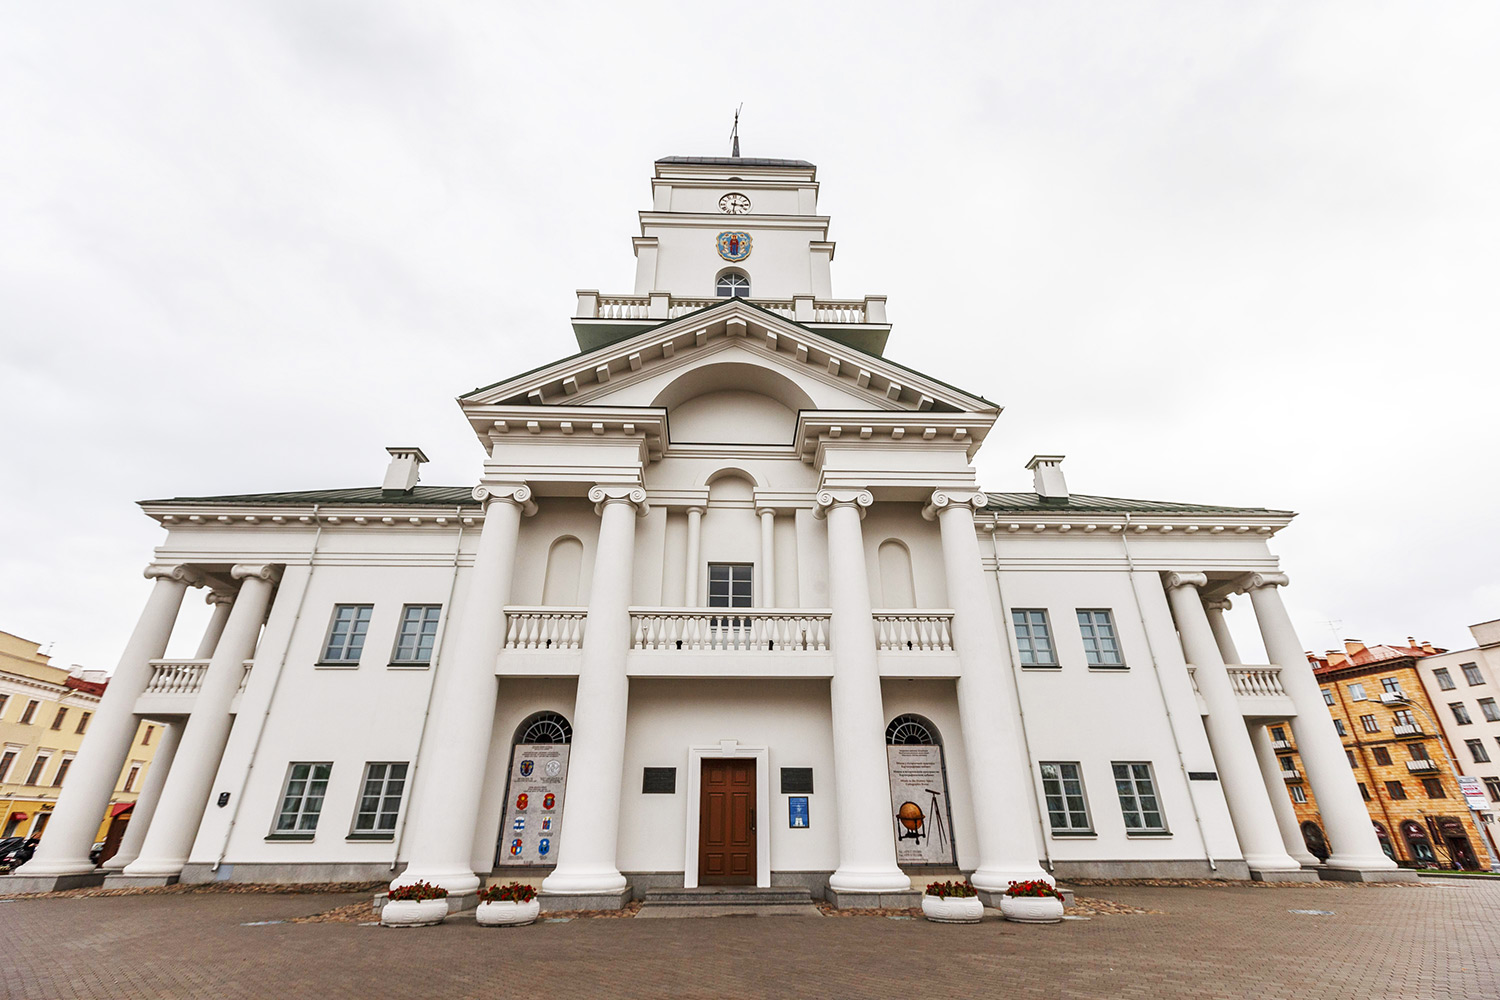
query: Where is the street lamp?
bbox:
[1386,693,1500,872]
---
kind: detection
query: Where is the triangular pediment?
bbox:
[462,299,995,415]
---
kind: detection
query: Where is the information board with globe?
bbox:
[886,745,954,865]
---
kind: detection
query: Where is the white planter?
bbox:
[476,899,540,927]
[921,894,984,924]
[1000,894,1064,923]
[381,898,450,928]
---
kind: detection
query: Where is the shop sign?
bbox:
[1457,776,1488,810]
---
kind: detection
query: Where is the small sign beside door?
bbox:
[788,796,810,828]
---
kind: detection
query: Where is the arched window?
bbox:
[516,711,572,745]
[1372,821,1396,860]
[716,271,750,298]
[886,714,940,746]
[1401,819,1436,864]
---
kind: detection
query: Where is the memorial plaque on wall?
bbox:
[886,745,954,865]
[498,744,569,866]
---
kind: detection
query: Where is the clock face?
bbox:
[719,192,751,215]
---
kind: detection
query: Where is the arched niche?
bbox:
[877,539,916,608]
[541,536,584,606]
[654,362,814,446]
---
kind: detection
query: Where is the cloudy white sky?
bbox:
[2,1,1496,670]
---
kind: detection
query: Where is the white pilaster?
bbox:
[17,565,198,877]
[683,506,704,607]
[394,484,532,895]
[541,485,645,896]
[925,491,1049,890]
[818,489,909,894]
[1242,573,1398,874]
[758,507,777,607]
[124,565,280,878]
[1249,723,1320,866]
[1164,572,1302,875]
[100,722,183,872]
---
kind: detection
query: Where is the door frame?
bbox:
[684,740,770,889]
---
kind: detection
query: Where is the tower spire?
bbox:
[729,103,742,158]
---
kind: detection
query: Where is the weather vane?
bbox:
[730,103,743,158]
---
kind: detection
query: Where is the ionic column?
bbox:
[541,485,645,898]
[1241,573,1397,874]
[1203,599,1241,664]
[1164,572,1302,876]
[925,491,1049,890]
[100,722,183,872]
[683,506,704,607]
[194,591,237,659]
[1249,723,1320,866]
[758,507,777,606]
[394,485,533,895]
[818,489,909,894]
[123,564,281,878]
[15,564,198,878]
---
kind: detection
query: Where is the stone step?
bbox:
[641,886,813,907]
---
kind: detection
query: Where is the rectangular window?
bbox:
[1360,714,1380,733]
[50,707,67,731]
[51,756,74,786]
[75,711,91,734]
[1410,743,1430,761]
[0,694,8,718]
[1451,702,1473,725]
[1393,709,1416,728]
[1012,610,1058,667]
[1346,749,1357,767]
[1322,688,1335,706]
[1270,726,1287,742]
[1111,761,1165,832]
[1479,697,1500,723]
[1421,777,1446,798]
[1466,739,1490,764]
[349,762,407,837]
[1334,719,1347,736]
[707,563,754,608]
[1485,777,1500,802]
[1380,677,1402,694]
[1077,610,1124,667]
[391,605,442,665]
[142,725,154,746]
[25,753,51,785]
[1289,784,1307,804]
[1039,762,1092,833]
[1463,662,1485,686]
[1358,781,1371,801]
[0,748,17,782]
[1384,780,1407,800]
[1348,684,1367,702]
[123,763,141,793]
[1372,746,1392,766]
[273,762,332,835]
[1433,667,1455,690]
[322,605,374,663]
[19,700,39,725]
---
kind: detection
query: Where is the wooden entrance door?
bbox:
[699,759,756,885]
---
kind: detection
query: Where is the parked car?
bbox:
[0,837,39,870]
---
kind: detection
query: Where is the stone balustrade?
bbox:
[144,660,209,696]
[579,292,885,325]
[872,611,955,652]
[1227,666,1287,698]
[628,609,831,652]
[503,608,588,650]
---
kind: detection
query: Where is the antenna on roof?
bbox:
[730,103,743,158]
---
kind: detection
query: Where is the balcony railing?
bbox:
[238,661,253,695]
[629,609,831,652]
[1271,739,1295,752]
[144,660,209,696]
[577,292,888,326]
[1406,759,1440,773]
[873,611,955,652]
[1392,723,1425,737]
[1281,769,1302,781]
[1227,667,1287,698]
[503,608,588,650]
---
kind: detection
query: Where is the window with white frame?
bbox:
[1012,610,1058,667]
[19,699,39,724]
[1321,688,1335,706]
[1111,761,1166,832]
[0,746,19,782]
[321,605,373,663]
[715,271,750,297]
[50,707,67,731]
[75,711,91,734]
[1077,610,1124,667]
[707,563,753,608]
[51,755,74,786]
[0,694,8,719]
[1360,714,1380,733]
[391,605,442,665]
[272,762,332,835]
[1433,667,1455,690]
[25,752,51,785]
[350,762,408,837]
[1290,784,1307,804]
[1480,697,1500,723]
[1466,739,1490,764]
[1462,662,1486,686]
[1347,683,1367,701]
[1039,762,1091,833]
[123,762,142,793]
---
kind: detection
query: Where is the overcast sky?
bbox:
[3,1,1497,671]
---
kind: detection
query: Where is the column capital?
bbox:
[143,564,203,586]
[205,590,236,607]
[1163,571,1209,591]
[231,564,282,584]
[684,505,706,516]
[1204,597,1233,612]
[589,484,648,516]
[1236,571,1289,593]
[473,483,537,516]
[755,506,778,518]
[813,488,873,519]
[921,489,986,521]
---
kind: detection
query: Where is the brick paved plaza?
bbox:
[2,880,1497,999]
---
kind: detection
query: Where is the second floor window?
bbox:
[1433,668,1455,690]
[323,605,374,663]
[707,564,753,609]
[1012,610,1057,666]
[392,605,442,665]
[1077,610,1123,667]
[1451,702,1473,725]
[1462,662,1485,686]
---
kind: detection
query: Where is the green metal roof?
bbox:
[142,487,480,507]
[983,493,1289,516]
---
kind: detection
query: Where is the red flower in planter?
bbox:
[387,881,449,902]
[479,881,538,903]
[1004,879,1062,899]
[924,880,977,899]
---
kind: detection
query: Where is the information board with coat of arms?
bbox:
[497,744,569,866]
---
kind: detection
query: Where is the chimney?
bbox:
[1026,455,1068,499]
[1326,649,1348,667]
[1420,640,1437,654]
[382,446,429,494]
[1343,639,1367,662]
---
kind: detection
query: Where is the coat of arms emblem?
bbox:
[717,231,752,262]
[520,759,534,777]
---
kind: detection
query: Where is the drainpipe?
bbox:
[212,505,325,872]
[1119,512,1217,871]
[985,520,1053,873]
[390,507,468,871]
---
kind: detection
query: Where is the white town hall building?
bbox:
[8,153,1401,906]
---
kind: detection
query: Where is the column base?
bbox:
[391,867,481,896]
[102,873,179,888]
[969,865,1053,893]
[540,868,629,895]
[539,888,631,912]
[1250,867,1321,883]
[825,886,923,909]
[0,871,107,894]
[1318,866,1411,883]
[827,868,912,894]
